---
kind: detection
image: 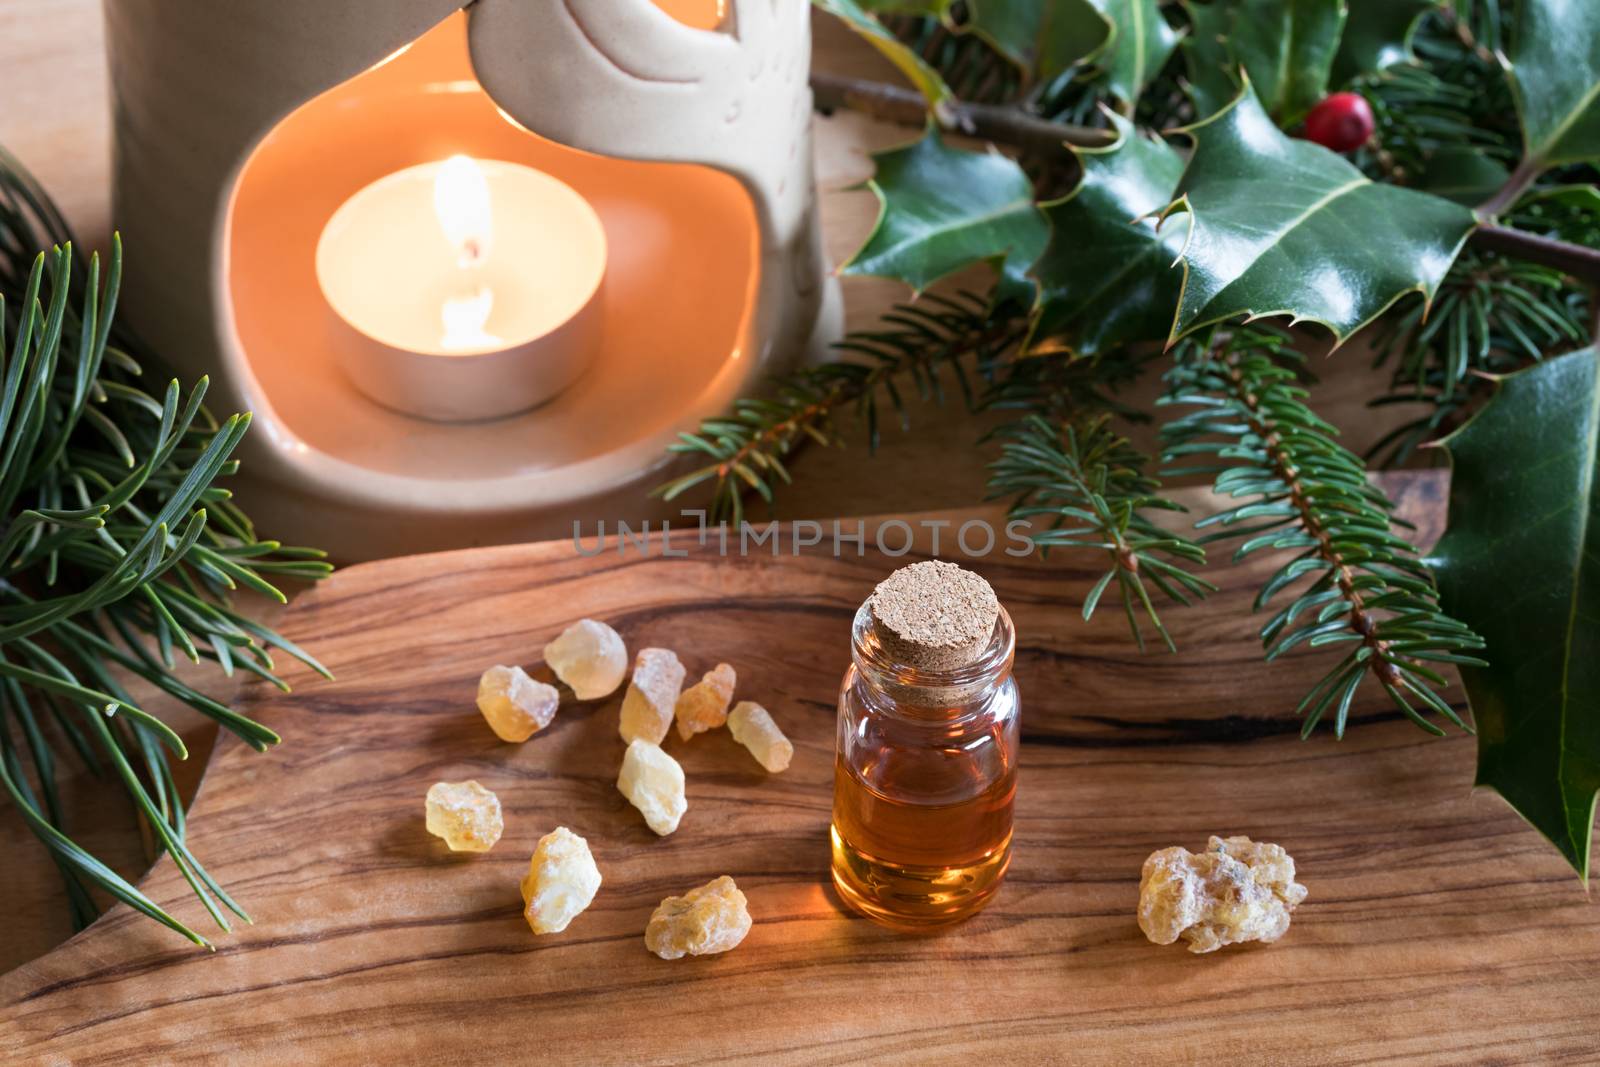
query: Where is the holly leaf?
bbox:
[1417,145,1511,206]
[1181,0,1239,118]
[854,0,949,12]
[1031,112,1186,355]
[1226,0,1348,123]
[965,0,1111,84]
[1162,82,1477,344]
[1503,0,1600,167]
[1081,0,1182,106]
[1433,346,1600,880]
[1178,0,1348,123]
[812,0,955,113]
[845,127,1048,292]
[1330,0,1440,86]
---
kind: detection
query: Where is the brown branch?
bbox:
[810,73,1600,284]
[809,72,1114,156]
[1473,225,1600,284]
[1476,154,1546,218]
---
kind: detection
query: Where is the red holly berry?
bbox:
[1302,92,1375,153]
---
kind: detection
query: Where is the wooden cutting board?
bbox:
[3,473,1597,1065]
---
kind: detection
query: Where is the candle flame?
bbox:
[440,286,501,351]
[435,156,499,350]
[434,154,492,267]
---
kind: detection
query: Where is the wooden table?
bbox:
[3,475,1597,1064]
[0,0,1483,1002]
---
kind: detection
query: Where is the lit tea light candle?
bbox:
[316,155,606,422]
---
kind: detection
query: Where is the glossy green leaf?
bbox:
[1181,0,1239,118]
[812,0,955,112]
[1082,0,1181,106]
[1330,0,1439,86]
[1226,0,1348,123]
[1433,347,1600,880]
[1179,0,1350,123]
[845,127,1049,292]
[854,0,949,12]
[1417,145,1511,206]
[1163,82,1477,344]
[1503,0,1600,166]
[966,0,1111,83]
[1031,113,1186,355]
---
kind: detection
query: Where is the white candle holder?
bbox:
[102,0,840,559]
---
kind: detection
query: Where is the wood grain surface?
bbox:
[3,472,1597,1065]
[0,0,1499,985]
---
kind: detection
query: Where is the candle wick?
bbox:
[460,237,484,268]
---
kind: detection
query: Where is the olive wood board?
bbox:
[3,471,1597,1065]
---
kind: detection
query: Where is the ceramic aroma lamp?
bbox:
[102,0,839,559]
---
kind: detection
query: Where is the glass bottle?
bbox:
[829,572,1020,929]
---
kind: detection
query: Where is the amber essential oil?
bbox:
[830,562,1020,929]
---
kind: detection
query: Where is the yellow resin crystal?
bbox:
[617,738,687,835]
[477,664,559,742]
[424,780,503,852]
[619,648,685,745]
[544,619,628,700]
[645,875,752,960]
[674,663,736,741]
[520,826,602,935]
[1138,835,1307,953]
[727,701,792,772]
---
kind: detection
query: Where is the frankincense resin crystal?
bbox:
[727,701,792,772]
[675,663,736,741]
[477,664,559,742]
[619,648,685,745]
[617,739,687,835]
[1138,835,1308,953]
[521,826,602,935]
[645,875,752,960]
[544,618,628,700]
[424,780,503,852]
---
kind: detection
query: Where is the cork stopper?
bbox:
[867,560,1000,672]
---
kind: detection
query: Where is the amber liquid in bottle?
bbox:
[829,585,1019,929]
[830,750,1016,929]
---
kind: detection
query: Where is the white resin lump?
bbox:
[424,780,503,852]
[477,664,558,742]
[727,701,792,773]
[436,625,796,950]
[619,648,686,745]
[521,826,602,935]
[645,875,752,960]
[1138,835,1308,953]
[544,618,627,700]
[617,739,687,835]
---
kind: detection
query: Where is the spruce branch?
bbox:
[987,409,1212,652]
[653,291,1025,523]
[1162,327,1487,738]
[0,150,331,946]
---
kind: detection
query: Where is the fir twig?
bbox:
[1366,196,1595,466]
[987,410,1213,651]
[1161,328,1487,738]
[653,291,1025,523]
